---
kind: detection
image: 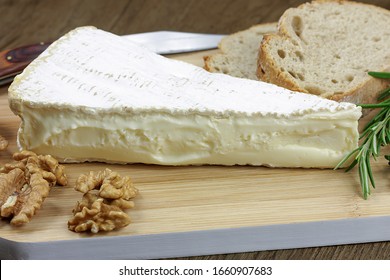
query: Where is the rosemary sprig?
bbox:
[335,71,390,199]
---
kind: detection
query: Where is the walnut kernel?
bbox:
[69,169,138,233]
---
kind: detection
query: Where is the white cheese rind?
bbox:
[8,26,362,168]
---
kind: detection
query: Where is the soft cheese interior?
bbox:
[8,27,362,168]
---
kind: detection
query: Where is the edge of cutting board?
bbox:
[2,215,390,259]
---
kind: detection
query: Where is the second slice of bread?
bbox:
[204,23,277,80]
[258,0,390,104]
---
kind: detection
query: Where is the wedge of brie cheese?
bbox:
[8,26,361,168]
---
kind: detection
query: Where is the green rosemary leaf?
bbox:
[362,104,388,131]
[359,159,369,199]
[345,158,359,172]
[368,71,390,79]
[380,128,388,146]
[334,148,359,170]
[378,88,390,101]
[371,134,378,157]
[387,125,390,142]
[360,123,376,139]
[366,153,375,189]
[359,103,388,109]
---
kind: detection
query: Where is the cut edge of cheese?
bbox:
[8,26,362,168]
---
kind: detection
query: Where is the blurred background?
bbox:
[0,0,389,50]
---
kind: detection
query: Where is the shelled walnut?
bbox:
[0,134,8,151]
[68,193,131,233]
[68,168,138,233]
[0,150,67,225]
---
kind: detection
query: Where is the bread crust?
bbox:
[257,34,305,93]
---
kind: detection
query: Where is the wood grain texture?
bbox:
[0,0,390,260]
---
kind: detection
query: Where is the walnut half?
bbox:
[68,169,138,233]
[0,151,67,225]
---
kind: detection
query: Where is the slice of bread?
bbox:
[258,0,390,104]
[204,23,277,80]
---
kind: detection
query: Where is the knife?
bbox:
[0,31,224,86]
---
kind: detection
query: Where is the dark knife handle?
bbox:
[0,42,51,86]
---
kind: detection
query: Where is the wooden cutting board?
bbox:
[0,50,389,259]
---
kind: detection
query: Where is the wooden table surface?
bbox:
[0,0,389,260]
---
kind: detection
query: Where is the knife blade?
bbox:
[0,31,224,86]
[122,31,225,55]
